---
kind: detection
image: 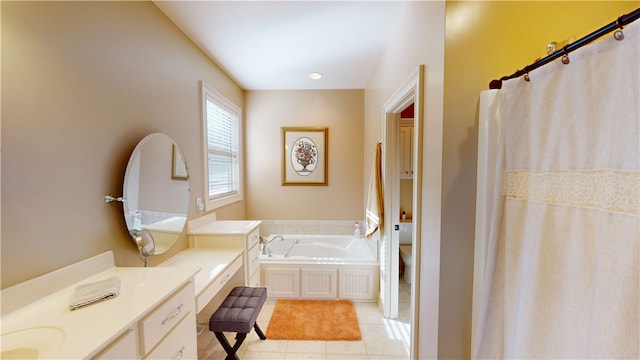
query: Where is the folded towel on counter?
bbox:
[69,276,121,311]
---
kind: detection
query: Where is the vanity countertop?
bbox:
[188,219,261,236]
[0,265,198,359]
[158,248,243,300]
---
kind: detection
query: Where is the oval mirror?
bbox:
[123,133,190,259]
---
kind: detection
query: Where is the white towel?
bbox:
[69,276,121,311]
[365,142,384,238]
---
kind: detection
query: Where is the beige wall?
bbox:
[244,90,364,220]
[364,1,446,358]
[400,179,413,220]
[440,1,639,358]
[1,1,244,288]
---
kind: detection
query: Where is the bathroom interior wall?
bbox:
[441,1,639,358]
[1,1,244,288]
[400,179,413,220]
[364,1,446,358]
[244,90,364,220]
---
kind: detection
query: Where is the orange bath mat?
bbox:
[265,299,361,340]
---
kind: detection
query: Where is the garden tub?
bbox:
[259,234,379,300]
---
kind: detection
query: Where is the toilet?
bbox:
[400,245,413,284]
[398,222,413,284]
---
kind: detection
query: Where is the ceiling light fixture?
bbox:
[309,72,323,80]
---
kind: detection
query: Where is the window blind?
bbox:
[206,95,239,200]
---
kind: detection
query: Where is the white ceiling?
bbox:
[153,1,408,90]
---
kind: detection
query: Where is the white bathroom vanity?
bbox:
[0,251,199,359]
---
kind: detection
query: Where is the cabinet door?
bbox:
[248,270,262,288]
[399,125,413,179]
[264,268,300,298]
[93,328,138,359]
[301,269,337,299]
[338,269,378,300]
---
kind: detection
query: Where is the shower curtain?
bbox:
[474,21,639,359]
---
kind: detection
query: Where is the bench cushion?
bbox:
[209,287,267,334]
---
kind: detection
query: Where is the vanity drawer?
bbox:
[144,310,197,360]
[247,228,260,250]
[247,242,261,278]
[196,255,243,313]
[140,281,195,355]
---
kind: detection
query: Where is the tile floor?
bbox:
[198,280,412,360]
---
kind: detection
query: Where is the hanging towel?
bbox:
[366,142,384,238]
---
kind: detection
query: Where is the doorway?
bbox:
[381,65,424,359]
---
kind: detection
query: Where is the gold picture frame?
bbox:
[282,126,328,186]
[171,144,188,180]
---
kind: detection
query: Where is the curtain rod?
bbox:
[489,7,640,89]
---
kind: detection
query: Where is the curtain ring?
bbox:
[614,29,624,41]
[523,73,530,82]
[614,16,625,41]
[561,48,570,65]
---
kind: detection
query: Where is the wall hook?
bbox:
[105,194,126,203]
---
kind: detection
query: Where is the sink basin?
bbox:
[1,326,66,359]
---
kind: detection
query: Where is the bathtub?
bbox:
[259,234,379,301]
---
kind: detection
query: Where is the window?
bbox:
[201,81,242,210]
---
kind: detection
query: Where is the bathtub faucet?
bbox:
[264,234,285,244]
[284,239,300,258]
[262,234,285,255]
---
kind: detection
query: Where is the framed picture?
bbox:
[171,144,188,180]
[282,126,328,186]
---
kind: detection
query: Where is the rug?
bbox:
[265,299,361,340]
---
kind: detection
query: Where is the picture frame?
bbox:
[282,126,328,186]
[171,144,188,180]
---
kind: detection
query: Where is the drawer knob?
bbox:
[161,303,184,325]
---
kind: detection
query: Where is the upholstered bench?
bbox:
[209,286,267,360]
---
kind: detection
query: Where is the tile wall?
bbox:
[258,220,378,259]
[258,220,365,238]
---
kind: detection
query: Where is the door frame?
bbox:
[381,65,424,359]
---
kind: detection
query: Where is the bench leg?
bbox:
[214,331,246,360]
[254,322,267,340]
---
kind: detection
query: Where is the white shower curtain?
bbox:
[472,89,504,356]
[474,20,639,359]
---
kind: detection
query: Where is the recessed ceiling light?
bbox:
[309,72,323,80]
